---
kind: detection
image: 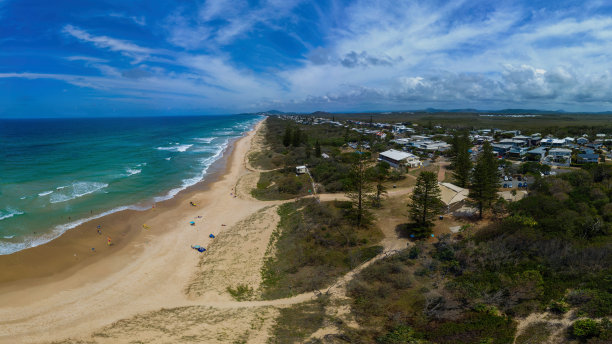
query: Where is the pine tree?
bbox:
[315,140,321,158]
[292,127,301,147]
[283,126,291,147]
[409,171,443,225]
[367,162,390,208]
[346,151,373,228]
[451,133,473,188]
[469,141,500,219]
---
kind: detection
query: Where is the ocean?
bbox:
[0,114,262,255]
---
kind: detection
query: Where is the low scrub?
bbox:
[261,198,383,299]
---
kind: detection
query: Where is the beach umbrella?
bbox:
[209,234,215,238]
[190,221,195,226]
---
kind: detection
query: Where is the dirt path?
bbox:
[437,160,450,182]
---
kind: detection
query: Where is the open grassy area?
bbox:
[251,169,312,201]
[260,198,384,300]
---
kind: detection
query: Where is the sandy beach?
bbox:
[0,119,285,343]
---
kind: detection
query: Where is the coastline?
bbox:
[0,118,268,343]
[0,119,260,283]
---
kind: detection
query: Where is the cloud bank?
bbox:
[2,0,612,114]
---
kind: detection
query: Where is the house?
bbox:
[391,138,411,145]
[513,135,532,146]
[577,153,600,164]
[375,131,387,139]
[507,147,528,159]
[546,148,572,166]
[296,165,307,174]
[576,137,589,145]
[378,149,421,168]
[492,143,512,156]
[416,141,451,152]
[392,125,414,134]
[526,147,547,161]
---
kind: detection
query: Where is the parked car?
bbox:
[509,176,513,181]
[517,175,522,181]
[504,175,508,181]
[508,183,513,188]
[503,183,508,188]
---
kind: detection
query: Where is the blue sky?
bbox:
[2,0,612,116]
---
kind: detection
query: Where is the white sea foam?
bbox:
[19,196,27,200]
[126,168,142,176]
[38,190,53,197]
[165,157,171,161]
[156,144,193,152]
[153,140,227,203]
[0,204,148,255]
[194,137,214,143]
[49,182,108,204]
[0,208,24,221]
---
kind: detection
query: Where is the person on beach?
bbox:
[107,236,112,246]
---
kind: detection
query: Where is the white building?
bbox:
[378,149,422,168]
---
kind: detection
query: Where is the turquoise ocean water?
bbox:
[0,115,262,255]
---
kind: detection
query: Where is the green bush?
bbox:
[376,325,427,344]
[572,318,600,338]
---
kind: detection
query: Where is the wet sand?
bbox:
[0,119,268,343]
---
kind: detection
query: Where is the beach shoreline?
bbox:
[0,119,259,284]
[0,117,269,343]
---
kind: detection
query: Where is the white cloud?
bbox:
[14,1,612,112]
[62,24,155,63]
[108,12,146,26]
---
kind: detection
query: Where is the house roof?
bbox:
[528,147,547,154]
[549,148,572,153]
[578,153,599,160]
[379,149,416,161]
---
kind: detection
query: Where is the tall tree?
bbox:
[367,161,390,208]
[409,171,443,225]
[469,141,501,219]
[451,132,473,188]
[292,127,301,147]
[283,126,291,147]
[315,140,321,158]
[346,151,373,227]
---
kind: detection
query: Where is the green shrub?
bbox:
[572,318,600,338]
[549,300,569,314]
[376,325,427,344]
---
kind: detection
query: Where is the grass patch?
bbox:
[261,198,384,300]
[515,321,555,344]
[268,299,327,344]
[409,164,439,177]
[251,169,312,200]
